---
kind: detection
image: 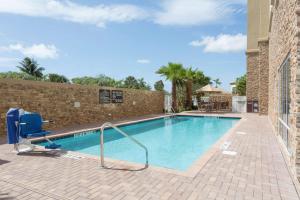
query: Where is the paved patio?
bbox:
[0,114,299,200]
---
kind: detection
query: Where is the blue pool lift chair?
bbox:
[6,108,61,153]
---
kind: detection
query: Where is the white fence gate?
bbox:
[232,96,246,113]
[164,95,172,112]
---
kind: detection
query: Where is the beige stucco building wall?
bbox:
[247,0,260,51]
[246,0,270,49]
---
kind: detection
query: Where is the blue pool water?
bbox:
[37,116,239,171]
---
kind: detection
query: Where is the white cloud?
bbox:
[189,33,247,53]
[0,0,246,27]
[154,0,246,26]
[1,43,59,59]
[137,59,150,64]
[0,57,18,68]
[0,0,147,28]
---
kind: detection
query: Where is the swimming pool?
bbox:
[37,116,239,171]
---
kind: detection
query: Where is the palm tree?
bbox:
[183,68,210,110]
[156,63,184,112]
[183,67,195,110]
[17,57,45,78]
[213,78,222,88]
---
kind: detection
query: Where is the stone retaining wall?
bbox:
[0,79,164,136]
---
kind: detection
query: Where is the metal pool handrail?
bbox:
[99,122,149,167]
[171,107,176,114]
[165,106,176,117]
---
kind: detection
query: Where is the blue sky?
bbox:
[0,0,247,91]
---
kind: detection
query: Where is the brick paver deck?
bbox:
[0,114,299,200]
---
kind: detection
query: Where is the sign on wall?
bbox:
[111,90,123,103]
[99,89,111,104]
[99,89,124,104]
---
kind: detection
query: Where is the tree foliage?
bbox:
[120,76,151,90]
[235,74,246,96]
[136,77,151,90]
[72,75,151,90]
[46,73,69,83]
[72,74,122,87]
[189,69,210,94]
[154,80,164,91]
[123,76,139,89]
[1,57,211,97]
[0,71,38,80]
[16,57,45,78]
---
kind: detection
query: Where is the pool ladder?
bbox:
[100,122,149,168]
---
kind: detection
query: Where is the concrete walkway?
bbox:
[0,114,299,200]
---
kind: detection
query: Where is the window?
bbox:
[278,54,291,152]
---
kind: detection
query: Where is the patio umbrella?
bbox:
[196,84,226,94]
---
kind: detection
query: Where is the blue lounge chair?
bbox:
[6,108,61,152]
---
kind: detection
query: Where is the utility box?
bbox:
[247,101,259,113]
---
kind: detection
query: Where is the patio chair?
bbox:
[6,108,61,153]
[198,100,206,112]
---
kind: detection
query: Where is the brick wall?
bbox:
[268,0,299,180]
[246,51,259,102]
[258,40,269,115]
[0,79,164,136]
[246,42,269,115]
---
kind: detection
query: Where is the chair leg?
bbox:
[14,144,19,153]
[14,139,35,153]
